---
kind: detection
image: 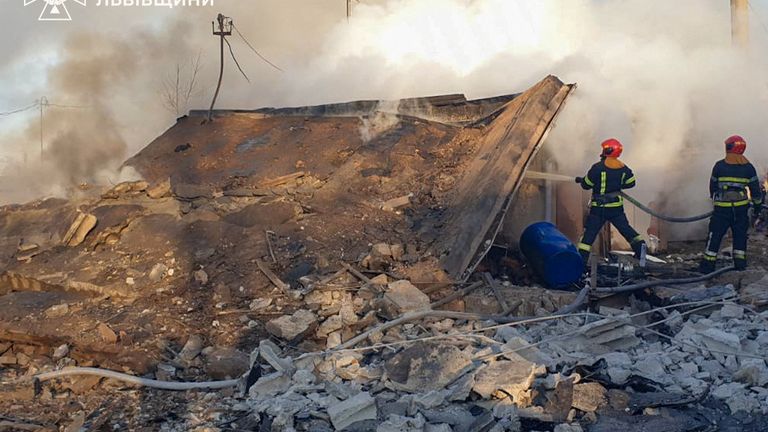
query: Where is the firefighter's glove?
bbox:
[575,177,583,184]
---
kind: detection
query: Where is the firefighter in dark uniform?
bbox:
[574,138,646,269]
[699,135,763,273]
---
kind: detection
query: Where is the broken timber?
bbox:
[435,75,574,280]
[256,259,290,292]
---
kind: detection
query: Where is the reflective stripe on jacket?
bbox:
[579,159,636,208]
[709,159,763,207]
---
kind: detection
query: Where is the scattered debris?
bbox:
[62,212,97,247]
[97,323,118,344]
[2,76,768,432]
[381,194,412,212]
[266,309,318,341]
[327,391,377,430]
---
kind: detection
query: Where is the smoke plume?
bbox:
[1,0,767,214]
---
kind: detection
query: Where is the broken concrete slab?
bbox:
[177,334,204,363]
[327,391,377,431]
[424,424,453,432]
[502,336,554,366]
[421,405,476,431]
[473,359,545,401]
[384,343,471,393]
[52,344,69,360]
[258,340,294,374]
[377,413,426,432]
[720,304,744,319]
[371,243,393,258]
[632,355,671,384]
[248,371,292,399]
[318,315,343,338]
[553,424,583,432]
[204,347,249,379]
[571,382,607,412]
[266,309,318,341]
[734,359,768,386]
[699,328,741,353]
[383,280,431,314]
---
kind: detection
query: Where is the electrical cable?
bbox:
[46,103,90,109]
[223,36,250,83]
[0,102,39,117]
[232,24,284,72]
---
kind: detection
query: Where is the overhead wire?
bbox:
[232,23,284,72]
[0,102,39,117]
[223,36,250,83]
[46,102,90,109]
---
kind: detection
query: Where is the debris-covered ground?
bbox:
[1,76,768,431]
[2,237,768,432]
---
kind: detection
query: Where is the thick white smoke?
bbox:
[1,0,767,209]
[304,0,768,213]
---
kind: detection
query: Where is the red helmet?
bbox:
[601,138,623,158]
[725,135,746,154]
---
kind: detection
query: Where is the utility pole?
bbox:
[731,0,749,48]
[347,0,359,21]
[208,13,232,123]
[39,96,47,161]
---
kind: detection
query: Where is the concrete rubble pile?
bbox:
[112,260,766,432]
[2,174,768,431]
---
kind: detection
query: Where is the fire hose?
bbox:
[619,192,712,223]
[525,171,713,222]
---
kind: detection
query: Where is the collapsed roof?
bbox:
[128,74,573,280]
[0,75,572,369]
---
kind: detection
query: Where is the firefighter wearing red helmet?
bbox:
[699,135,763,273]
[574,138,647,270]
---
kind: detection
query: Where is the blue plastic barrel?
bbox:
[519,222,583,289]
